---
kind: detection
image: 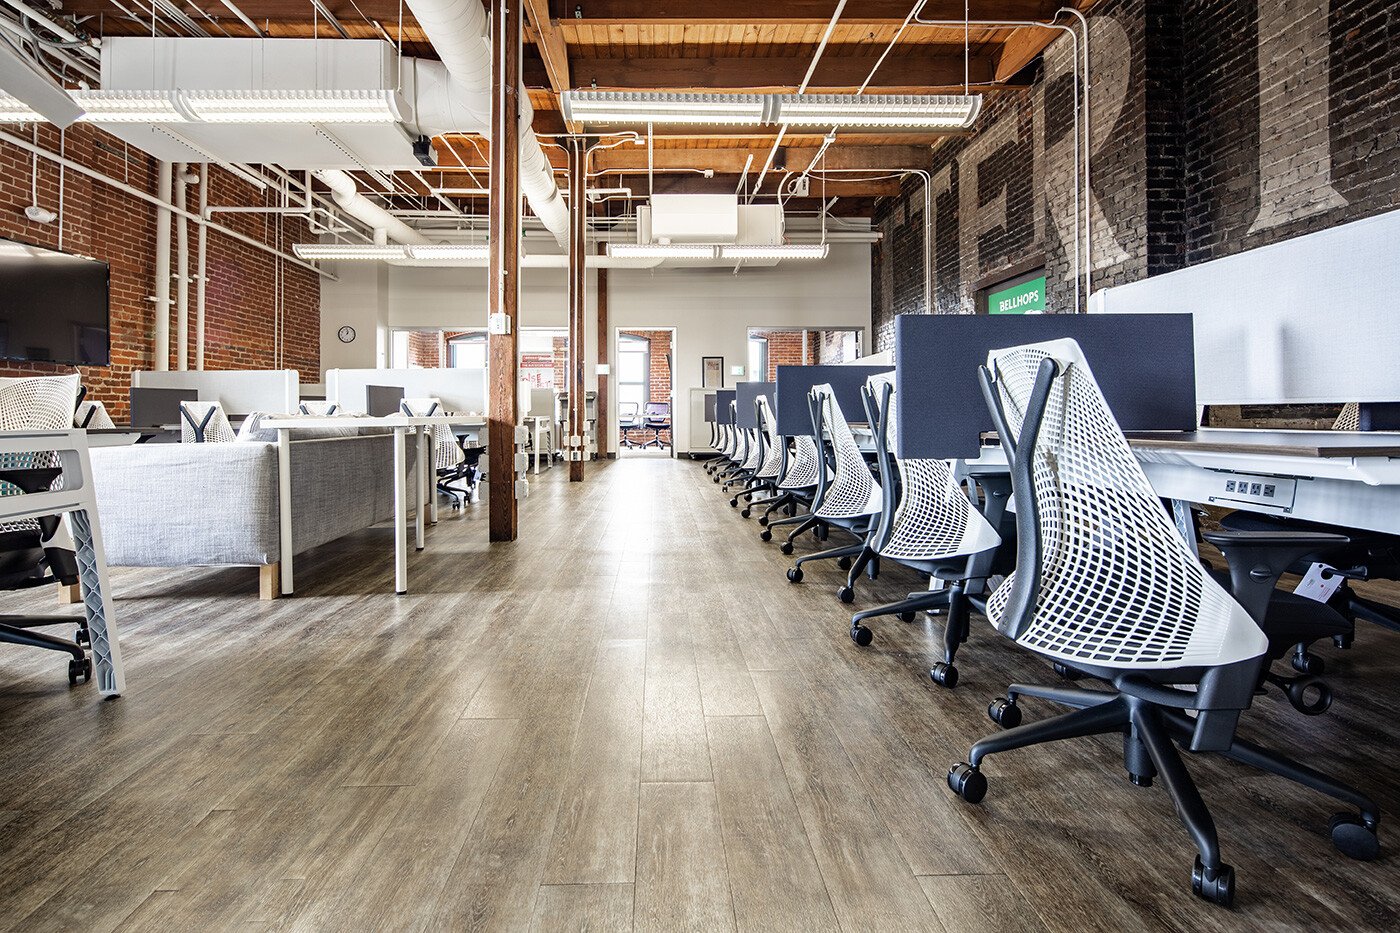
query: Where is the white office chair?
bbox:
[74,400,115,430]
[947,337,1380,907]
[298,400,340,416]
[400,398,477,508]
[786,383,881,584]
[731,396,784,516]
[846,373,1003,686]
[179,400,237,443]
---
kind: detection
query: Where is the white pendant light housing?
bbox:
[607,243,718,259]
[561,90,982,131]
[773,94,982,129]
[293,243,409,261]
[71,90,188,122]
[720,244,830,260]
[562,91,771,126]
[405,244,490,260]
[182,89,408,124]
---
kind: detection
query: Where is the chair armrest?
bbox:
[1201,530,1351,624]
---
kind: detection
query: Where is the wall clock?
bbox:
[338,325,356,343]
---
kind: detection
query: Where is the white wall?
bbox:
[318,243,872,453]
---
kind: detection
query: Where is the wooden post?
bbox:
[596,242,610,458]
[488,0,521,542]
[568,139,587,482]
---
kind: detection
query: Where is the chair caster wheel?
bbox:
[779,542,794,556]
[74,627,91,646]
[730,498,739,508]
[850,625,873,647]
[68,657,91,686]
[987,697,1021,728]
[947,763,986,803]
[760,529,773,542]
[897,611,916,623]
[929,662,959,688]
[837,556,852,571]
[1291,651,1324,675]
[1333,633,1353,649]
[1284,677,1332,716]
[1052,661,1083,680]
[1191,856,1235,907]
[837,586,855,604]
[1329,813,1380,861]
[787,567,804,584]
[741,508,751,519]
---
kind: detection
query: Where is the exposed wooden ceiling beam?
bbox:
[992,1,1100,80]
[523,0,570,95]
[552,1,1060,24]
[567,51,1000,93]
[60,1,404,17]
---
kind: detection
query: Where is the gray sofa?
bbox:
[90,431,413,598]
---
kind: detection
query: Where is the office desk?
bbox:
[84,427,166,448]
[261,415,484,596]
[0,429,125,697]
[1129,430,1400,541]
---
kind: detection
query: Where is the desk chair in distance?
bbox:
[400,398,478,509]
[716,402,753,488]
[74,399,115,430]
[711,404,743,484]
[179,400,237,443]
[946,338,1379,907]
[730,396,784,516]
[786,384,881,586]
[722,416,764,497]
[758,433,822,543]
[298,400,340,416]
[618,402,641,448]
[0,374,94,686]
[705,416,733,478]
[844,374,1003,687]
[641,402,671,449]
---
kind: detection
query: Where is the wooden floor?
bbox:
[0,457,1398,932]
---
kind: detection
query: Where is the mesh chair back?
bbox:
[740,428,763,471]
[810,383,880,520]
[1333,402,1359,431]
[865,373,999,563]
[983,338,1266,670]
[778,435,821,490]
[180,401,237,443]
[299,400,340,416]
[0,374,80,534]
[75,399,116,430]
[755,396,784,479]
[401,397,465,470]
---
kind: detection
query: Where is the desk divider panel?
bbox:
[734,382,776,429]
[132,369,300,415]
[703,392,718,423]
[714,389,737,425]
[775,365,893,436]
[894,314,1196,460]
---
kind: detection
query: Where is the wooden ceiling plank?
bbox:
[568,51,1001,92]
[522,0,571,95]
[550,2,1059,25]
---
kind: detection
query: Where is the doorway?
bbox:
[615,327,675,458]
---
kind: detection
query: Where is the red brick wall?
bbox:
[0,125,319,421]
[750,329,818,381]
[405,330,442,368]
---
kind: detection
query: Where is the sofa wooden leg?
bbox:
[259,563,280,601]
[58,583,81,605]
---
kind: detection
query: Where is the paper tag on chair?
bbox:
[1294,563,1344,603]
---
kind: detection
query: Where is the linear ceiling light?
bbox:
[773,94,982,129]
[71,90,189,122]
[607,243,718,259]
[405,244,489,260]
[182,89,408,124]
[720,244,830,260]
[293,243,409,261]
[562,91,770,126]
[0,93,43,122]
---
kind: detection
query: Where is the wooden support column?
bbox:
[488,0,521,542]
[568,139,587,482]
[596,241,610,459]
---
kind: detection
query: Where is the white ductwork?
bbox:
[403,0,569,247]
[315,169,432,245]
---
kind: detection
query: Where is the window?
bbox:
[618,333,650,414]
[447,331,487,369]
[747,335,769,382]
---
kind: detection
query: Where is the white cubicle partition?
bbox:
[326,368,488,415]
[132,369,300,414]
[1090,208,1400,405]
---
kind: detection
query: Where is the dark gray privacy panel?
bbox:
[735,382,776,429]
[775,365,894,436]
[714,389,737,425]
[703,392,718,423]
[895,314,1196,460]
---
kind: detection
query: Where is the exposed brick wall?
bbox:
[872,0,1400,349]
[0,125,319,420]
[749,329,818,381]
[405,330,442,368]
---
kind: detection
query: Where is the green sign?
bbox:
[988,275,1046,315]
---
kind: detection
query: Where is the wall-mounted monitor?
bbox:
[0,238,110,366]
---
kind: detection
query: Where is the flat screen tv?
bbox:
[0,238,111,366]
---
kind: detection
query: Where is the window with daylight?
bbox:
[617,333,650,413]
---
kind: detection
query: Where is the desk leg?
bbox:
[534,421,542,474]
[426,427,439,526]
[1169,498,1200,558]
[394,427,408,595]
[414,427,426,551]
[69,506,125,697]
[277,428,294,595]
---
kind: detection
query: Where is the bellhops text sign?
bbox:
[988,276,1047,314]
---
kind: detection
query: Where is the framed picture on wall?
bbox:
[702,356,724,388]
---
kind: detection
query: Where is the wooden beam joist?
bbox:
[523,0,571,95]
[553,1,1060,24]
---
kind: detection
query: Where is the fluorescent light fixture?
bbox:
[0,44,83,127]
[773,94,982,129]
[607,243,718,259]
[562,91,769,126]
[293,243,409,261]
[405,244,489,260]
[72,90,188,122]
[182,89,408,124]
[0,93,43,123]
[720,244,830,260]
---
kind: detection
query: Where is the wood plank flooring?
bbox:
[0,457,1398,931]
